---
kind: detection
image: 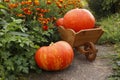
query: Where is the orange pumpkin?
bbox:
[56,18,64,26]
[35,41,74,71]
[63,8,95,32]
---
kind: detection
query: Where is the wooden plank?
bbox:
[58,26,75,47]
[74,27,104,47]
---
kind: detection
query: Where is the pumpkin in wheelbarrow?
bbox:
[35,41,74,71]
[63,8,95,32]
[56,18,64,26]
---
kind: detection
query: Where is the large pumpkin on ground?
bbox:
[63,8,95,32]
[35,41,74,71]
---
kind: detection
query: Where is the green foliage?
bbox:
[108,44,120,80]
[88,0,120,18]
[0,17,42,80]
[98,13,120,44]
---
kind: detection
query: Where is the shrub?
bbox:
[87,0,120,18]
[0,17,40,80]
[98,13,120,44]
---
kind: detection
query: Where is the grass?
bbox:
[107,44,120,80]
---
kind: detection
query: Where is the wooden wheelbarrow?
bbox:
[58,26,104,61]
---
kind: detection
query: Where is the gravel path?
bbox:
[29,45,116,80]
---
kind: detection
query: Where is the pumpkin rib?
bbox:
[35,47,48,70]
[54,41,74,69]
[47,46,62,70]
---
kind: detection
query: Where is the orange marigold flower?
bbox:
[40,9,48,13]
[22,8,28,11]
[40,9,43,12]
[43,9,49,13]
[57,4,62,8]
[3,0,10,2]
[38,13,44,17]
[56,2,59,5]
[26,1,32,5]
[22,8,32,15]
[46,0,51,5]
[47,18,50,21]
[25,10,32,15]
[38,17,43,21]
[42,25,48,31]
[77,0,81,2]
[17,14,25,17]
[8,3,18,9]
[59,0,63,3]
[21,1,27,5]
[41,18,47,24]
[36,8,41,11]
[34,1,40,6]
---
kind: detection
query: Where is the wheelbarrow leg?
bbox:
[84,42,98,61]
[76,42,98,62]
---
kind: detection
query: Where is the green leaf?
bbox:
[11,17,23,24]
[22,67,29,74]
[0,4,8,10]
[117,61,120,66]
[0,43,3,47]
[4,60,14,71]
[0,18,8,27]
[20,43,24,47]
[9,32,29,37]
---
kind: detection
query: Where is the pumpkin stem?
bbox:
[49,42,54,46]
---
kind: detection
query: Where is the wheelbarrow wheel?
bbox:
[84,42,98,61]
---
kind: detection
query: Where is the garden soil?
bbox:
[29,44,116,80]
